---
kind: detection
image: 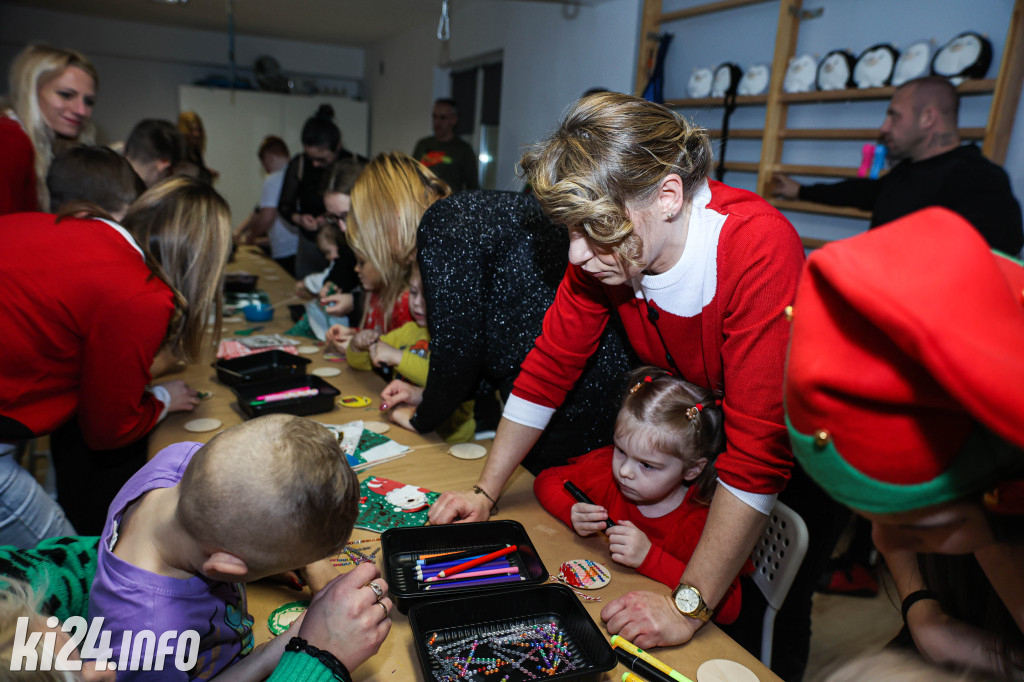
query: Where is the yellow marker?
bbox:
[337,395,371,408]
[610,635,692,682]
[622,674,644,682]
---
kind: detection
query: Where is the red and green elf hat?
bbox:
[784,207,1024,515]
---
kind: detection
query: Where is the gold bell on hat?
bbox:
[784,305,794,322]
[814,429,831,448]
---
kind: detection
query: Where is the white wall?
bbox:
[0,3,365,146]
[366,0,643,191]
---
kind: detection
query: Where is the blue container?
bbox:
[244,302,274,321]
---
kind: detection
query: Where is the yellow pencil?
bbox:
[622,673,644,682]
[610,635,692,682]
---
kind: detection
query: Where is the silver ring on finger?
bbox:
[378,601,389,617]
[367,581,384,601]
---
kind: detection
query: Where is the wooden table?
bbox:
[147,247,780,682]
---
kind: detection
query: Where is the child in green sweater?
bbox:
[346,262,475,443]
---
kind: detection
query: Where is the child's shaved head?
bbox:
[176,414,357,576]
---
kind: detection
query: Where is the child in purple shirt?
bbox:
[89,414,391,681]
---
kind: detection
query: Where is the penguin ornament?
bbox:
[853,44,900,89]
[711,62,742,98]
[892,40,932,87]
[783,54,817,93]
[687,67,713,98]
[738,64,770,96]
[932,31,992,85]
[816,50,856,91]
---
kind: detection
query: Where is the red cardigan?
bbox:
[511,180,804,497]
[534,445,748,624]
[0,214,174,448]
[0,117,39,216]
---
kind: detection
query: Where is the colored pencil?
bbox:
[426,545,518,581]
[563,480,615,528]
[416,545,505,565]
[416,561,511,581]
[421,567,519,582]
[415,556,511,573]
[423,574,524,590]
[613,647,678,682]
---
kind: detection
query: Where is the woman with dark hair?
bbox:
[278,104,366,277]
[786,208,1024,678]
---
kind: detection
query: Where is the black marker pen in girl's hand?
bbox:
[563,480,615,528]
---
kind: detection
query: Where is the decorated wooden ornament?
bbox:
[687,67,713,98]
[932,31,992,84]
[737,64,770,95]
[816,50,856,91]
[558,559,611,589]
[783,54,816,93]
[711,62,742,98]
[853,44,899,88]
[892,40,932,86]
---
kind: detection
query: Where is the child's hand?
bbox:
[326,324,356,351]
[320,293,354,315]
[606,521,651,568]
[350,329,381,352]
[570,502,612,537]
[380,380,423,408]
[369,341,402,368]
[294,280,314,300]
[385,404,417,432]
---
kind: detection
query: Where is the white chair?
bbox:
[749,500,809,668]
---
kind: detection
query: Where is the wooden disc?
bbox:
[448,443,487,460]
[559,559,611,589]
[697,659,759,682]
[297,345,320,354]
[312,367,341,377]
[184,418,222,433]
[364,421,390,434]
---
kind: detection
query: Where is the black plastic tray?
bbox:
[224,272,258,293]
[382,520,548,614]
[409,584,616,681]
[214,349,310,387]
[234,375,339,418]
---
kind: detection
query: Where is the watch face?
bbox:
[675,587,700,613]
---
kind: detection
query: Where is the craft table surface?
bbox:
[147,247,780,682]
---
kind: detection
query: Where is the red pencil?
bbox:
[425,544,518,581]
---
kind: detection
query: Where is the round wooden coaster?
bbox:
[223,316,244,324]
[448,443,487,460]
[696,659,759,682]
[265,275,281,281]
[364,421,390,434]
[297,345,320,354]
[267,600,309,635]
[184,418,222,433]
[559,559,611,589]
[311,367,341,377]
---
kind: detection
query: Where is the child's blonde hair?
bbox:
[347,152,449,330]
[618,366,724,504]
[0,580,80,682]
[176,415,358,576]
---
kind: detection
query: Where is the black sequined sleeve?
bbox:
[410,205,488,433]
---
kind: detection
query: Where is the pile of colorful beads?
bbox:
[427,621,579,681]
[330,538,381,567]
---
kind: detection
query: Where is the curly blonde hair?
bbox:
[4,43,98,210]
[346,151,450,329]
[519,91,712,265]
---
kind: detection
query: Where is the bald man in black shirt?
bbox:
[774,76,1023,254]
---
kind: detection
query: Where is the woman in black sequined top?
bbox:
[348,152,633,473]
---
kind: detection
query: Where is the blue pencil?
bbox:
[416,559,511,580]
[415,555,512,572]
